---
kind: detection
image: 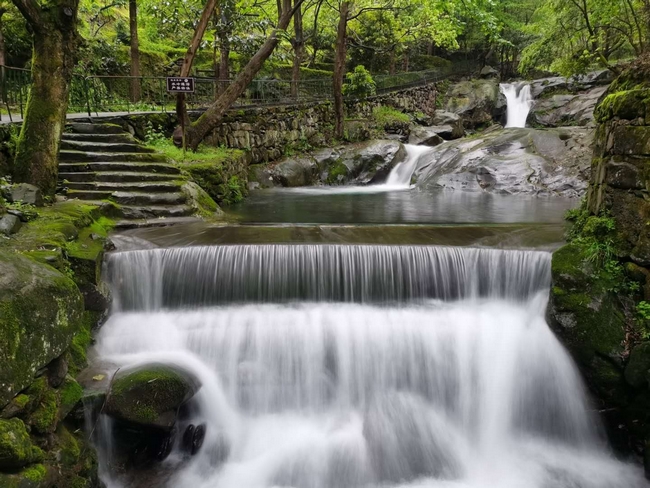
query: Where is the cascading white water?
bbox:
[500,83,534,128]
[385,144,432,187]
[95,245,649,488]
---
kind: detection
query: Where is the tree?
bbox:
[290,0,303,97]
[519,0,647,76]
[178,0,305,150]
[11,0,81,197]
[129,0,140,101]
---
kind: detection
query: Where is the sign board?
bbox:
[166,77,195,93]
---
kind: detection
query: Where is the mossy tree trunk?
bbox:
[290,1,303,98]
[10,0,80,198]
[129,0,140,102]
[333,1,348,139]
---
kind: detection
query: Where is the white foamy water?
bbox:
[385,145,433,187]
[95,245,649,488]
[500,83,534,128]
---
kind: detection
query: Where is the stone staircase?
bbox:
[59,123,199,229]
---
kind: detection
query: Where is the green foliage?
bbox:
[343,65,377,99]
[636,301,650,340]
[372,106,411,127]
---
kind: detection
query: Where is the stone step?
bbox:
[65,181,182,193]
[114,216,202,230]
[58,171,179,183]
[66,123,127,135]
[62,133,138,144]
[60,140,155,153]
[60,151,167,163]
[66,190,187,206]
[69,201,194,219]
[58,162,180,175]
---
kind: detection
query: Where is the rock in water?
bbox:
[105,363,201,430]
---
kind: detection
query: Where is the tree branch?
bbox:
[10,0,41,26]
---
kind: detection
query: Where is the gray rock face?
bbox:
[480,65,499,78]
[530,86,607,128]
[430,111,464,139]
[270,156,321,187]
[8,183,43,207]
[413,127,592,197]
[265,140,407,187]
[408,127,445,147]
[444,79,501,128]
[0,214,21,235]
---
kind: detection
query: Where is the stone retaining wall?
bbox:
[79,84,438,165]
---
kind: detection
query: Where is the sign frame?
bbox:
[166,77,195,93]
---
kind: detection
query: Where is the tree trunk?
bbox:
[129,0,140,102]
[333,1,348,139]
[12,2,79,197]
[184,0,298,150]
[218,43,230,95]
[290,2,303,98]
[0,10,5,104]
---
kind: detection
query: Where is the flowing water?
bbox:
[95,244,648,488]
[385,145,433,187]
[500,83,534,128]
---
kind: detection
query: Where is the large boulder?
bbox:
[270,156,321,187]
[265,141,407,187]
[105,363,201,431]
[430,111,464,139]
[0,214,21,236]
[444,79,501,128]
[7,184,43,207]
[327,140,408,185]
[413,127,592,197]
[0,252,84,408]
[408,127,444,147]
[530,86,608,128]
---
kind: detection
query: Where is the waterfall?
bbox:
[384,144,432,187]
[95,244,648,488]
[105,245,552,310]
[500,83,534,128]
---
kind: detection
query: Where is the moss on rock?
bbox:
[0,252,84,408]
[105,363,201,430]
[0,418,43,470]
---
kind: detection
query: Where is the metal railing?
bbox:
[0,62,473,121]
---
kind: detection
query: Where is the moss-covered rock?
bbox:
[625,343,650,388]
[180,181,224,219]
[0,463,47,488]
[105,363,201,430]
[0,252,84,408]
[180,153,249,206]
[0,418,43,470]
[548,243,627,400]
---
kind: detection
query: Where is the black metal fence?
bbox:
[0,62,473,121]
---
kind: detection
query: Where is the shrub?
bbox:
[343,65,376,99]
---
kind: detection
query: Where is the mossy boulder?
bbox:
[0,418,43,470]
[0,463,47,488]
[0,252,84,408]
[105,363,201,431]
[625,343,650,388]
[548,243,627,400]
[181,154,249,206]
[180,181,224,219]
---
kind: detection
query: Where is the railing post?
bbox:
[84,77,92,117]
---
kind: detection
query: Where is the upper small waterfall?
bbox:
[385,144,433,187]
[500,83,534,128]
